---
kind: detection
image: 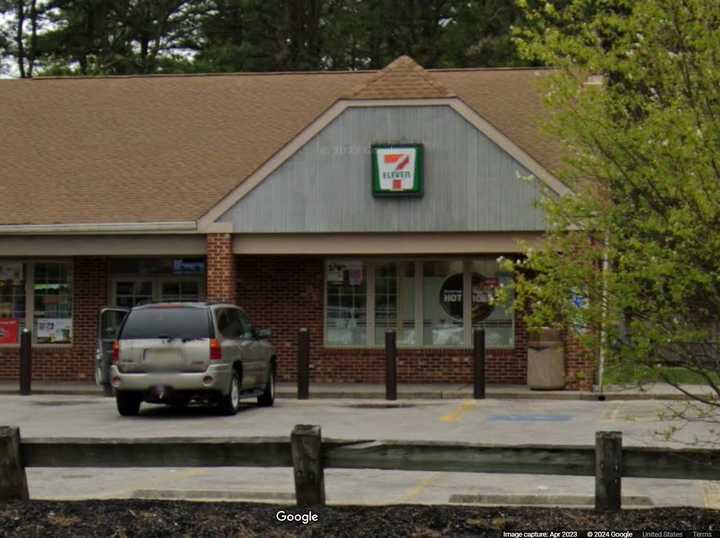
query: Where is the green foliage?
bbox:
[1,0,537,76]
[509,0,720,400]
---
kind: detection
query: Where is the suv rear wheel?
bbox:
[116,391,142,416]
[218,370,241,416]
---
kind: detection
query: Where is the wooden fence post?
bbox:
[595,431,622,512]
[297,329,310,400]
[473,329,486,399]
[19,329,32,396]
[291,425,325,506]
[385,330,397,401]
[0,426,29,501]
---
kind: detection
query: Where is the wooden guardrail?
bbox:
[2,425,719,511]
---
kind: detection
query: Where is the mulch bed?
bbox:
[0,500,718,537]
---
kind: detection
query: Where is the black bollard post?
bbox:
[19,329,32,396]
[385,330,397,401]
[297,328,310,400]
[473,329,486,399]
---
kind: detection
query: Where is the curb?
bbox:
[0,388,711,402]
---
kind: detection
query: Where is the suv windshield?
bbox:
[119,307,210,340]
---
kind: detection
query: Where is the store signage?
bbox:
[371,144,423,197]
[0,319,19,345]
[439,273,499,321]
[173,259,205,275]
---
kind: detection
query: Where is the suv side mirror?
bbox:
[256,328,272,340]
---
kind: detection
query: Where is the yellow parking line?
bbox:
[95,468,208,499]
[704,483,720,508]
[600,402,622,423]
[399,475,441,503]
[441,400,477,422]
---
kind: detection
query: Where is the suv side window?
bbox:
[215,309,234,339]
[236,310,254,339]
[225,309,247,339]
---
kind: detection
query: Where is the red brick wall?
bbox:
[236,255,529,385]
[0,250,592,389]
[0,257,108,382]
[564,332,596,391]
[206,234,236,304]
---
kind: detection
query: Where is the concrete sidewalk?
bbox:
[0,381,715,401]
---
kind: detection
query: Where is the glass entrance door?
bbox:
[111,277,203,307]
[159,278,201,302]
[113,280,153,308]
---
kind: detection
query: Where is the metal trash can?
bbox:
[527,328,565,390]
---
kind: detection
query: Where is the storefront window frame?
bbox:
[108,256,207,308]
[323,257,515,350]
[0,258,74,348]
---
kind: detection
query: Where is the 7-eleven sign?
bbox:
[371,144,424,197]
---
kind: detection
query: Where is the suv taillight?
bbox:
[111,341,120,363]
[210,339,222,361]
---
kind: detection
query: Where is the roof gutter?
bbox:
[0,221,198,235]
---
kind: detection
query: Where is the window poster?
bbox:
[326,260,364,286]
[0,319,19,344]
[37,318,72,342]
[0,262,23,284]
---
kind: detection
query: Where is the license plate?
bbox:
[143,349,181,362]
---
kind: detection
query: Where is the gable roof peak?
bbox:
[349,55,455,100]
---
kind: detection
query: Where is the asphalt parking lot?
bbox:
[1,394,718,508]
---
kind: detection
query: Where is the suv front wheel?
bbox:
[218,370,241,416]
[257,366,275,407]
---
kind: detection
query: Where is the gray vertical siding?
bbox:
[219,106,548,232]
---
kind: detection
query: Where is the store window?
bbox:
[375,262,416,346]
[423,260,465,347]
[0,260,73,346]
[469,259,514,348]
[325,258,514,349]
[0,262,26,344]
[34,262,73,344]
[325,260,367,346]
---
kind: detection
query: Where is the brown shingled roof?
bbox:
[350,55,455,99]
[0,57,562,226]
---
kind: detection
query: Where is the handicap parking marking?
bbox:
[488,414,573,422]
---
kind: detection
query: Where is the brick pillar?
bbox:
[206,234,236,303]
[564,332,595,391]
[71,256,109,380]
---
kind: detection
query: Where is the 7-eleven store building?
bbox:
[0,57,594,390]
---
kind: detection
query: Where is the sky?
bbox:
[0,11,15,78]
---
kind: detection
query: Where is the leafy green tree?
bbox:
[324,0,532,69]
[193,0,324,72]
[39,0,199,75]
[0,0,48,77]
[2,0,536,76]
[509,0,720,428]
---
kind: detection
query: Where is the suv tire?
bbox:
[116,392,142,416]
[257,366,275,407]
[218,370,241,416]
